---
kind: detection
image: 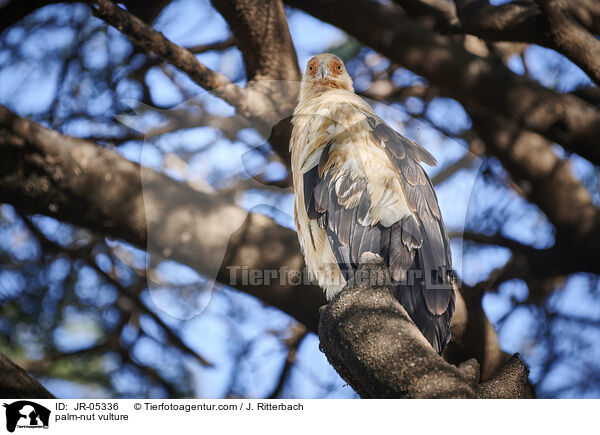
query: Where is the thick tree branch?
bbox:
[572,85,600,107]
[0,353,54,398]
[478,353,531,399]
[450,0,555,46]
[393,0,454,29]
[319,256,530,398]
[469,109,600,241]
[536,0,600,87]
[451,0,600,57]
[451,0,600,85]
[211,0,300,82]
[444,283,508,381]
[211,0,301,161]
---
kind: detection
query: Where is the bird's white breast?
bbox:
[291,89,414,298]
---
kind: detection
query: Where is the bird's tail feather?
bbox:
[394,251,454,354]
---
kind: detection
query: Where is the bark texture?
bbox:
[319,256,530,398]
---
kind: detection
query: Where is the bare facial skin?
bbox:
[300,53,354,99]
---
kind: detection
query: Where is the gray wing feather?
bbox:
[368,116,454,317]
[302,119,455,353]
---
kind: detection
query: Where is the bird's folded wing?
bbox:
[301,107,455,351]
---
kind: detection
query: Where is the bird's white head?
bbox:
[300,53,354,100]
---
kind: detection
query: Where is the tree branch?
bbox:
[211,0,300,82]
[18,213,213,367]
[450,0,600,86]
[89,0,249,113]
[268,324,307,398]
[536,0,600,87]
[478,353,531,399]
[469,109,600,240]
[0,353,55,398]
[0,0,173,32]
[393,0,454,29]
[210,0,301,161]
[319,256,530,398]
[0,0,76,32]
[431,153,477,186]
[450,0,555,46]
[453,231,536,253]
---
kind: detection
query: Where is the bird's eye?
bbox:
[308,66,313,71]
[337,65,342,71]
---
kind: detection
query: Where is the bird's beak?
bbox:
[317,63,329,81]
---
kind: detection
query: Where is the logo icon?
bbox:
[3,401,50,433]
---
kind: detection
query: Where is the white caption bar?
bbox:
[0,399,597,434]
